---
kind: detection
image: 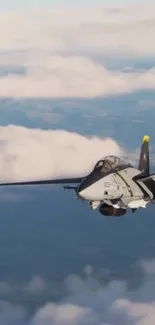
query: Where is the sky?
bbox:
[0,2,155,324]
[0,0,150,10]
[0,1,154,178]
[0,125,125,182]
[0,3,155,98]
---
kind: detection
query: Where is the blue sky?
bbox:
[0,0,149,10]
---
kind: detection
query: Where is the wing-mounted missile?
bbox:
[89,201,101,210]
[63,186,77,190]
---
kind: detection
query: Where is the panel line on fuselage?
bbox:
[116,172,133,196]
[78,164,133,193]
[134,180,151,200]
[140,177,155,199]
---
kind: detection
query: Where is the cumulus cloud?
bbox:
[28,260,155,324]
[1,56,155,98]
[0,4,155,56]
[0,4,155,98]
[0,301,26,325]
[0,125,126,182]
[25,276,47,295]
[0,259,155,324]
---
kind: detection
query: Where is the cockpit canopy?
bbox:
[94,155,132,173]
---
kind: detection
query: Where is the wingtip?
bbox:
[142,135,150,143]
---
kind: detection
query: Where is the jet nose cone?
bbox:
[78,190,85,199]
[77,179,91,200]
[77,183,85,199]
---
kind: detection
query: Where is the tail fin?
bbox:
[138,135,150,176]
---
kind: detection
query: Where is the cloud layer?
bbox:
[0,125,125,182]
[0,4,155,98]
[0,259,155,324]
[1,56,155,98]
[0,4,155,56]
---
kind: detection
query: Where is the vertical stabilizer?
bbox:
[138,135,150,176]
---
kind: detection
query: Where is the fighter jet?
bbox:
[0,135,154,217]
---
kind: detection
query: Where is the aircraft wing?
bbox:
[0,176,84,187]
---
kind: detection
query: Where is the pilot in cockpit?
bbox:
[94,155,130,173]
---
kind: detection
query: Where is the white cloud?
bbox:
[25,276,47,295]
[0,4,155,98]
[0,125,125,182]
[1,259,155,324]
[29,259,155,325]
[0,4,155,55]
[1,56,155,98]
[0,301,26,325]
